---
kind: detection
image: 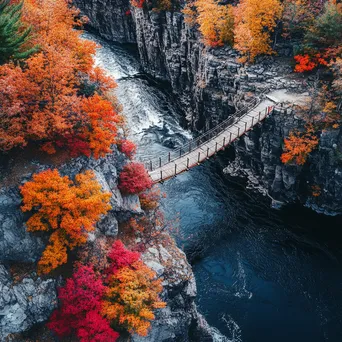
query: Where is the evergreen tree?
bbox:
[304,2,342,49]
[0,0,38,64]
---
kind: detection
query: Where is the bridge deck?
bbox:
[148,100,275,183]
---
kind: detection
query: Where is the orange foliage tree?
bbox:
[0,0,120,156]
[20,169,111,274]
[195,0,234,47]
[81,95,122,159]
[294,53,328,73]
[234,0,283,62]
[139,188,162,212]
[281,126,319,165]
[102,242,166,336]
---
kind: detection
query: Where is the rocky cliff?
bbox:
[225,107,342,215]
[72,0,342,215]
[0,148,220,341]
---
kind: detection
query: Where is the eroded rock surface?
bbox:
[0,265,57,340]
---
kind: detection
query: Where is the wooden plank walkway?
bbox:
[147,99,276,184]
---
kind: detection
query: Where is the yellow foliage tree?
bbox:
[20,169,111,274]
[234,0,283,62]
[195,0,234,47]
[102,260,166,336]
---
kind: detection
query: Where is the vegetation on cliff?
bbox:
[0,0,166,340]
[0,0,122,157]
[48,241,165,340]
[20,169,112,274]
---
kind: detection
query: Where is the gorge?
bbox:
[74,0,342,215]
[0,0,342,341]
[85,31,342,342]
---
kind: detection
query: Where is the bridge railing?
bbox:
[145,97,261,172]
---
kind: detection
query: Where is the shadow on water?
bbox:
[159,153,342,342]
[84,32,342,342]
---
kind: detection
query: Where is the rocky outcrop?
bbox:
[133,244,225,342]
[0,265,57,341]
[0,188,44,263]
[0,146,220,340]
[75,0,136,43]
[74,0,306,130]
[0,149,132,339]
[225,107,342,215]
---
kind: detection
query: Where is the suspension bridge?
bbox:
[146,91,301,184]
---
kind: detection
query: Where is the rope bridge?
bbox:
[146,97,276,184]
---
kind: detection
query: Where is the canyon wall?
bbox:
[0,150,217,341]
[72,1,342,212]
[226,108,342,214]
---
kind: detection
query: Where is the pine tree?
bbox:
[0,0,38,64]
[304,2,342,50]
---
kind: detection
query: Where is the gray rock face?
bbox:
[74,0,136,43]
[130,244,225,342]
[0,188,44,263]
[73,0,302,130]
[0,265,57,340]
[0,145,217,340]
[225,108,342,215]
[0,148,133,339]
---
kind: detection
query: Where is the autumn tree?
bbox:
[106,241,140,275]
[119,139,137,159]
[20,169,111,274]
[81,95,122,159]
[292,2,342,72]
[0,0,38,64]
[234,0,283,62]
[139,188,162,212]
[0,0,119,156]
[281,126,319,165]
[48,265,119,341]
[304,1,342,50]
[102,242,166,336]
[119,162,153,194]
[294,53,328,73]
[282,0,325,40]
[131,0,145,7]
[182,1,197,26]
[332,58,342,99]
[195,0,234,47]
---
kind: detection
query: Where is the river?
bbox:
[84,32,342,342]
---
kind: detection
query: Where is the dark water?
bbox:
[85,33,342,342]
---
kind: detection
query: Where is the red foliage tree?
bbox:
[77,311,119,342]
[47,265,119,341]
[294,53,328,72]
[56,134,91,158]
[118,162,153,194]
[106,240,140,276]
[119,139,137,159]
